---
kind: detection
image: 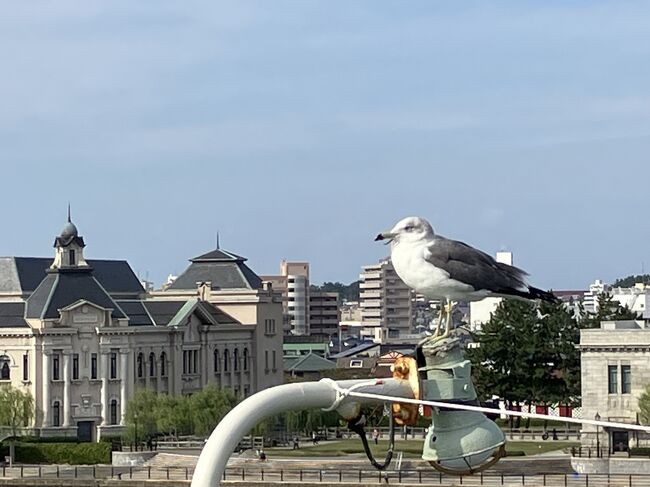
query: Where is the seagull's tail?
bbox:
[508,286,558,303]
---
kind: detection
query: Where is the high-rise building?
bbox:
[359,258,415,336]
[262,261,342,337]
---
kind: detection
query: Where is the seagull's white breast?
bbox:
[390,240,476,300]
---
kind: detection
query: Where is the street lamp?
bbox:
[594,412,601,458]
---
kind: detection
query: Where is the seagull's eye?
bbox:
[404,225,414,231]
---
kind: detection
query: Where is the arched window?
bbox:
[243,348,249,371]
[213,349,220,373]
[137,353,144,378]
[233,348,239,371]
[223,349,230,373]
[149,352,156,377]
[110,399,118,425]
[53,401,60,427]
[160,352,167,377]
[0,356,10,380]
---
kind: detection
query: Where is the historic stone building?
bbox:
[0,217,283,441]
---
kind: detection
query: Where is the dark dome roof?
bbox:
[60,221,78,238]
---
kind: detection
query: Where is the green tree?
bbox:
[0,385,35,464]
[467,299,581,427]
[188,385,238,437]
[639,385,650,426]
[155,394,192,438]
[613,275,650,288]
[579,293,640,329]
[123,389,159,447]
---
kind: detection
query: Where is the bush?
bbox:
[630,447,650,457]
[14,442,111,464]
[505,450,526,457]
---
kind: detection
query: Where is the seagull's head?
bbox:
[375,216,434,245]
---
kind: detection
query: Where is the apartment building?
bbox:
[359,258,415,336]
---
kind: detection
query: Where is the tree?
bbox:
[188,385,238,437]
[467,298,581,427]
[155,394,192,438]
[639,385,650,426]
[613,275,650,288]
[0,386,34,464]
[579,293,640,329]
[123,389,159,447]
[310,281,360,302]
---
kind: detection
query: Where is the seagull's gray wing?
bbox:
[424,235,529,294]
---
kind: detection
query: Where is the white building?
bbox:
[469,252,513,331]
[0,217,283,441]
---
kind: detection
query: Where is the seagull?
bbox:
[375,216,555,339]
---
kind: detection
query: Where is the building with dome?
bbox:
[0,215,283,441]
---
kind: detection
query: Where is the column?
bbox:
[42,352,51,427]
[120,350,129,424]
[62,352,71,428]
[100,352,109,426]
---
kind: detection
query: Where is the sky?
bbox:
[2,1,650,290]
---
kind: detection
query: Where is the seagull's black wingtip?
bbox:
[374,234,384,241]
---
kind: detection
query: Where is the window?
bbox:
[213,349,220,373]
[182,351,187,374]
[68,249,76,266]
[234,349,239,371]
[53,401,60,427]
[350,359,363,368]
[265,350,269,370]
[72,354,79,380]
[224,349,230,373]
[193,350,198,374]
[622,365,632,394]
[149,352,156,377]
[244,385,250,397]
[243,348,249,371]
[52,354,60,381]
[136,353,143,378]
[110,399,118,425]
[110,352,117,379]
[23,354,28,381]
[608,365,618,394]
[0,356,10,380]
[91,353,98,380]
[160,352,167,377]
[272,350,276,370]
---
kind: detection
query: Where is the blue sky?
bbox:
[2,1,650,289]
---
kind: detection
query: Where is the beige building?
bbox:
[0,218,283,441]
[580,320,650,452]
[261,261,310,335]
[469,251,513,331]
[359,258,415,336]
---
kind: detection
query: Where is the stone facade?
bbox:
[0,218,283,441]
[580,320,650,452]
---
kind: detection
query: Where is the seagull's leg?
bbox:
[432,303,445,337]
[441,301,456,339]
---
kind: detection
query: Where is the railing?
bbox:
[4,465,650,486]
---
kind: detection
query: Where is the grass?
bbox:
[265,439,579,458]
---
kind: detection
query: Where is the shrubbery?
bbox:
[13,442,111,464]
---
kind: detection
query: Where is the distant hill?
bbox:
[613,275,650,288]
[310,281,360,302]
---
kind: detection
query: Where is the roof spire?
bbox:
[67,202,71,223]
[216,231,220,249]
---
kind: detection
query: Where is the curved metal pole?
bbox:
[191,378,414,487]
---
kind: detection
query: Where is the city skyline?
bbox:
[2,2,650,289]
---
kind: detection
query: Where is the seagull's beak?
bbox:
[375,232,396,244]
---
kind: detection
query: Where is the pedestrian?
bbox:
[259,450,267,461]
[293,435,299,450]
[372,428,380,445]
[312,431,318,445]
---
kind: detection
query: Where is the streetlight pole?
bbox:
[595,412,601,458]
